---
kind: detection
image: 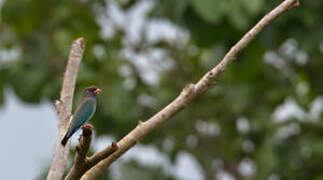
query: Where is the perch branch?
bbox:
[64,127,118,180]
[81,0,299,179]
[64,127,92,180]
[47,38,85,180]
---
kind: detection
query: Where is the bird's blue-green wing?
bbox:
[68,98,96,132]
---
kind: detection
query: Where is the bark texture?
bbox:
[47,38,85,180]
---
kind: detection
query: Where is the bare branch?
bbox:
[47,38,85,180]
[64,127,92,180]
[86,142,119,168]
[64,128,118,180]
[194,0,300,94]
[80,0,299,179]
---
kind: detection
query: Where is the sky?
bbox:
[0,90,58,179]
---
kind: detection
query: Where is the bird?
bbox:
[61,86,101,146]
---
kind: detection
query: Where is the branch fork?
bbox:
[65,127,118,180]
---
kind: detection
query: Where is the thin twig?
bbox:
[47,38,85,180]
[81,0,299,179]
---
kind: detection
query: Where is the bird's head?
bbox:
[83,86,101,98]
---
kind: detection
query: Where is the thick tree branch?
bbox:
[47,38,85,180]
[64,127,118,180]
[86,142,119,167]
[64,127,92,180]
[80,0,299,179]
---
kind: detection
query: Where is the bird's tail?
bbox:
[61,133,70,146]
[61,125,80,146]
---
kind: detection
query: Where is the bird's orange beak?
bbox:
[93,88,101,94]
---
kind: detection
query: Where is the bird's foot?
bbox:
[83,123,94,129]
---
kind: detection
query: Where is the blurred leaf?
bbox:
[241,0,264,15]
[227,0,250,30]
[190,0,227,24]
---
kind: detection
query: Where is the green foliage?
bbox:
[1,0,323,179]
[190,0,227,24]
[117,160,174,180]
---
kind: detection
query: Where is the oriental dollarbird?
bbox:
[61,86,101,146]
